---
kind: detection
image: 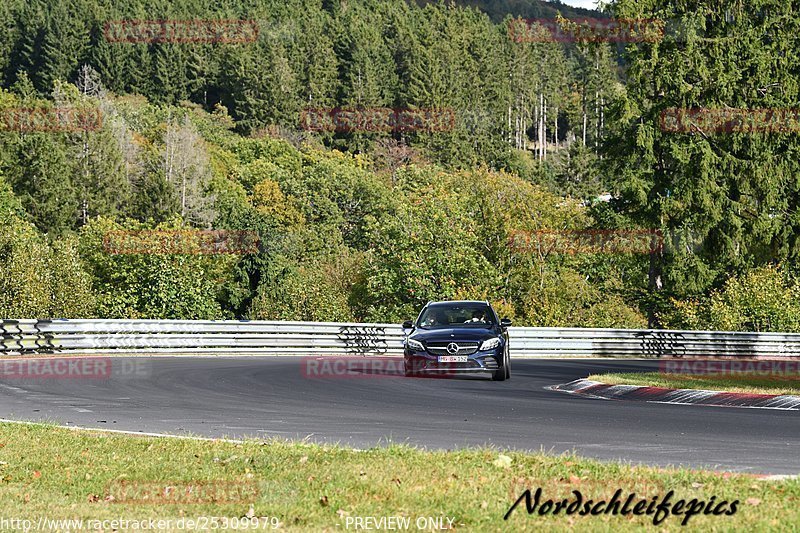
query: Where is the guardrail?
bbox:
[2,319,800,358]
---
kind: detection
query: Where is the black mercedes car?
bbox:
[402,300,512,380]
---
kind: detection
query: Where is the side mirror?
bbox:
[500,318,512,328]
[402,320,414,329]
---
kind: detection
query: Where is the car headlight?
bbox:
[479,337,501,351]
[406,338,425,351]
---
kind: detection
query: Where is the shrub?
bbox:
[665,266,800,332]
[78,217,232,319]
[0,177,95,318]
[248,262,353,322]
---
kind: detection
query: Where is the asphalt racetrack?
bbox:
[0,357,796,474]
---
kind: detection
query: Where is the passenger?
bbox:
[465,310,486,323]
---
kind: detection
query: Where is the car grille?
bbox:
[426,342,479,356]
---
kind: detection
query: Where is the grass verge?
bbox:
[587,372,800,397]
[0,422,797,531]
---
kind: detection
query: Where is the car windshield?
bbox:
[417,305,494,328]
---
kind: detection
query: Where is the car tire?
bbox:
[492,351,508,381]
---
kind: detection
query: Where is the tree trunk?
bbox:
[554,106,558,152]
[595,91,599,149]
[507,105,512,145]
[542,96,547,161]
[582,112,587,145]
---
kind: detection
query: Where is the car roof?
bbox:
[427,300,490,307]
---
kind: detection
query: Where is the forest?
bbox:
[2,0,800,332]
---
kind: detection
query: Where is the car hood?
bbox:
[409,327,498,343]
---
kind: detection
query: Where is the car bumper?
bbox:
[404,349,502,374]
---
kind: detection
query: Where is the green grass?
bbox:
[588,372,800,397]
[0,423,796,531]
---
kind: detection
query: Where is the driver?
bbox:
[423,310,448,326]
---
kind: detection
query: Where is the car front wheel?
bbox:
[491,350,509,381]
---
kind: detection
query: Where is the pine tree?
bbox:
[9,0,47,91]
[5,133,79,234]
[39,0,92,90]
[604,0,800,323]
[220,37,301,132]
[293,8,339,108]
[0,0,24,87]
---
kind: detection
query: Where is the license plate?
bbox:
[438,356,468,363]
